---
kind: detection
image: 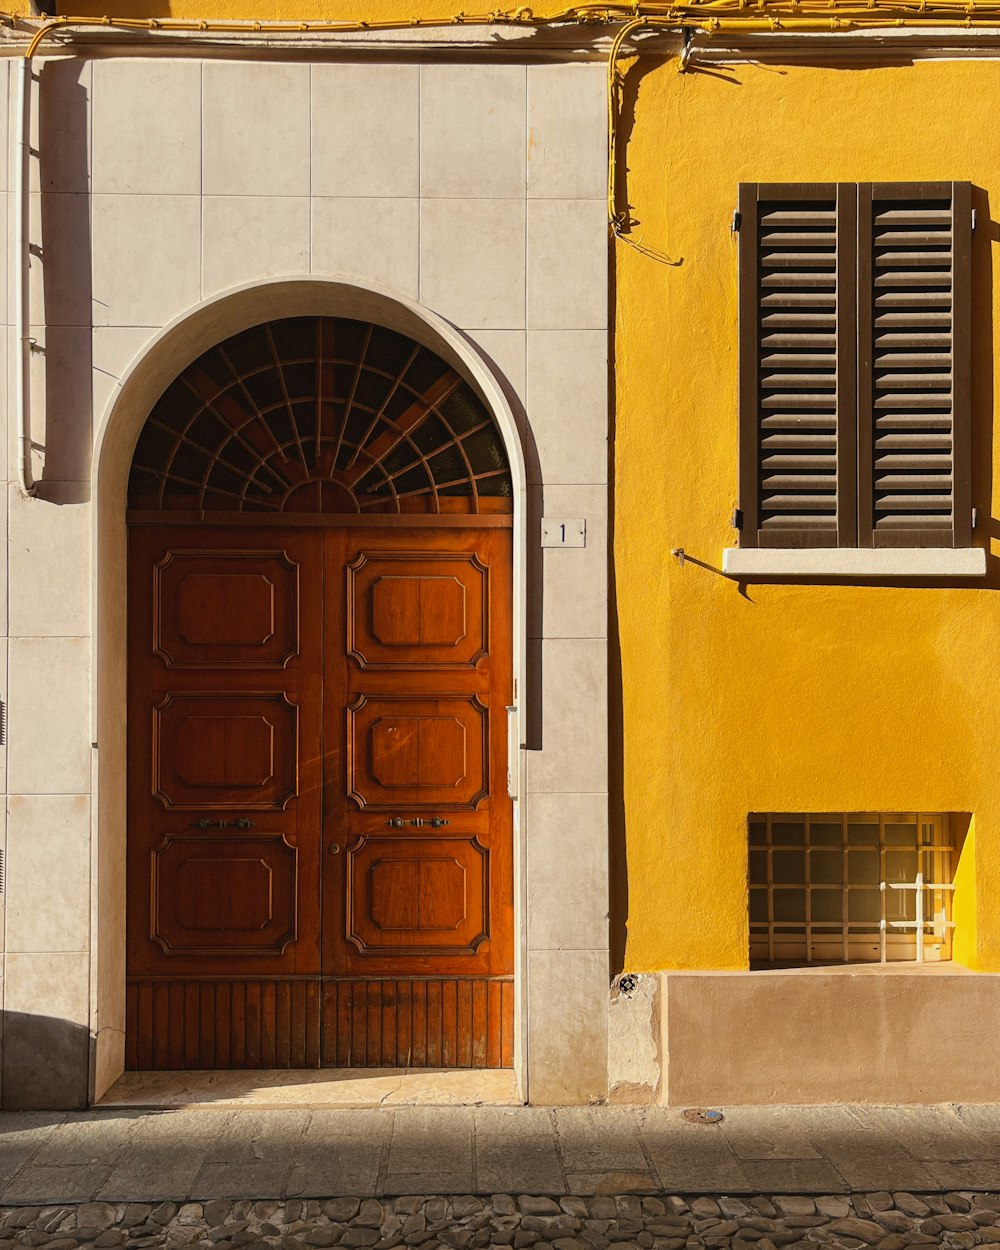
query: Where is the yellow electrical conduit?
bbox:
[7,0,997,494]
[15,0,1000,254]
[7,3,686,496]
[19,10,677,260]
[22,0,1000,54]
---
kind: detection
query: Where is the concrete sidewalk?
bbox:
[2,1104,1000,1205]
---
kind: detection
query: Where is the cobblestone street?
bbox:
[2,1190,1000,1250]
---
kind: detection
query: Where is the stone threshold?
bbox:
[96,1069,521,1111]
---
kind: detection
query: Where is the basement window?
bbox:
[749,812,956,967]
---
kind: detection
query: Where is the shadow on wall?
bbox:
[607,217,625,978]
[51,0,175,18]
[458,330,547,754]
[2,1011,90,1111]
[0,63,96,1116]
[516,370,544,756]
[972,188,999,583]
[34,59,94,503]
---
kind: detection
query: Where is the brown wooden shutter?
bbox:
[738,183,857,548]
[857,182,972,548]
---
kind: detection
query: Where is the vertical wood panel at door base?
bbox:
[126,525,514,1071]
[319,978,515,1069]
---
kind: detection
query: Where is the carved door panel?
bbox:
[126,528,324,1069]
[321,529,514,1068]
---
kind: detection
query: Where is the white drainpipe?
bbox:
[14,55,36,497]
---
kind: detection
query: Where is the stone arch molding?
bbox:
[90,278,528,1103]
[95,278,527,509]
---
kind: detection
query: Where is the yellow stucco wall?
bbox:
[614,55,1000,973]
[7,0,998,978]
[8,0,571,20]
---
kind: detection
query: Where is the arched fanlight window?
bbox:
[127,317,513,515]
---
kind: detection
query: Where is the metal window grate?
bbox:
[749,812,955,966]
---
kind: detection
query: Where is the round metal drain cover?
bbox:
[682,1108,724,1124]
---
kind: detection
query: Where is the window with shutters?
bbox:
[732,182,978,569]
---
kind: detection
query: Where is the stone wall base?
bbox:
[656,964,1000,1105]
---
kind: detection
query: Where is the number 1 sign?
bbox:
[540,518,586,548]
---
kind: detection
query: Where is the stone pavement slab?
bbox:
[738,1157,848,1193]
[96,1114,232,1205]
[556,1107,653,1194]
[868,1105,992,1161]
[384,1108,474,1195]
[285,1110,386,1199]
[817,1127,938,1192]
[0,1115,65,1180]
[958,1106,1000,1149]
[639,1109,750,1194]
[473,1107,563,1195]
[1,1104,1000,1202]
[717,1106,824,1161]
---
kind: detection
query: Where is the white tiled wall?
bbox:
[4,49,95,1108]
[3,50,610,1107]
[312,65,420,198]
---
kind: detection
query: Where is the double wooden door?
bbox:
[125,523,514,1070]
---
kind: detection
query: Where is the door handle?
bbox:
[384,817,450,829]
[189,816,254,830]
[507,705,519,800]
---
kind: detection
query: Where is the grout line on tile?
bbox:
[523,74,529,338]
[635,1108,665,1189]
[376,1107,396,1195]
[416,64,422,305]
[199,61,204,300]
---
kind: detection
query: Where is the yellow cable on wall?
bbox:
[8,0,1000,261]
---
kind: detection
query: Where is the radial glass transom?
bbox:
[127,317,513,515]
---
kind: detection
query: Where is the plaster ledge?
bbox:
[723,546,986,578]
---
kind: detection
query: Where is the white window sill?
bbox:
[722,547,987,578]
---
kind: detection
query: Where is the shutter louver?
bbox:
[858,182,972,548]
[738,184,856,547]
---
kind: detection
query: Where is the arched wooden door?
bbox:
[125,318,515,1069]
